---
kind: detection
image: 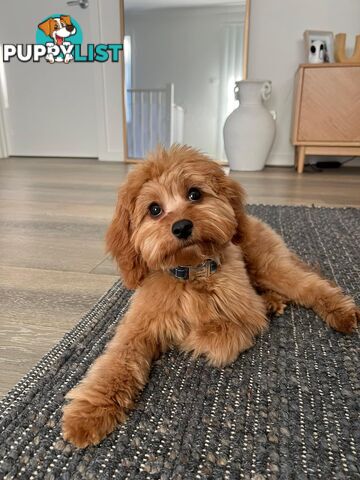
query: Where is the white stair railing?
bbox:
[127,83,175,158]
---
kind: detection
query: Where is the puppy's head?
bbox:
[106,145,247,289]
[38,16,76,44]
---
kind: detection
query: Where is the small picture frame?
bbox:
[304,30,334,64]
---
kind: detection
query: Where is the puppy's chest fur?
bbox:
[139,244,257,345]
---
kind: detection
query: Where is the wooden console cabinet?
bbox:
[292,64,360,173]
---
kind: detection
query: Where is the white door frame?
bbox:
[0,45,9,158]
[0,102,8,159]
[86,0,125,161]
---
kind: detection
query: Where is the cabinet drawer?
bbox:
[298,67,360,142]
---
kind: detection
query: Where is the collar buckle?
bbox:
[169,258,218,281]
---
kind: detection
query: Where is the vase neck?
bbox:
[235,81,271,105]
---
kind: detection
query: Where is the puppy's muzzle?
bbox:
[172,219,193,240]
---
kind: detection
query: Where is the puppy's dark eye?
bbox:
[148,203,162,217]
[188,187,201,202]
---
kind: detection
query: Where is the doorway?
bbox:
[122,0,249,161]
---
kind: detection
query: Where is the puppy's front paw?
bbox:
[62,390,125,448]
[326,306,359,334]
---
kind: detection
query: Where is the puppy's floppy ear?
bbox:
[60,15,72,26]
[38,19,53,37]
[106,185,148,289]
[221,175,248,245]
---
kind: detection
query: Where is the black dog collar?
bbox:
[169,259,218,281]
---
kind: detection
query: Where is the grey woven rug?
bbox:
[0,205,359,480]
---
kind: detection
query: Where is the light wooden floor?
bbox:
[0,156,359,397]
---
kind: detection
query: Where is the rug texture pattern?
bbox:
[0,205,359,480]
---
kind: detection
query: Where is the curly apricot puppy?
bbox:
[62,145,359,447]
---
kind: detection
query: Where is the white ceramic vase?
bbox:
[223,80,276,171]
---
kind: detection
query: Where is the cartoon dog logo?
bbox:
[38,15,77,63]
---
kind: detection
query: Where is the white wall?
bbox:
[248,0,360,166]
[125,5,245,158]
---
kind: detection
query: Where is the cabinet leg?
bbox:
[297,146,305,173]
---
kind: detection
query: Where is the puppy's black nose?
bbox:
[172,219,193,239]
[66,25,74,32]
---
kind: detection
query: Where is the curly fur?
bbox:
[62,145,359,448]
